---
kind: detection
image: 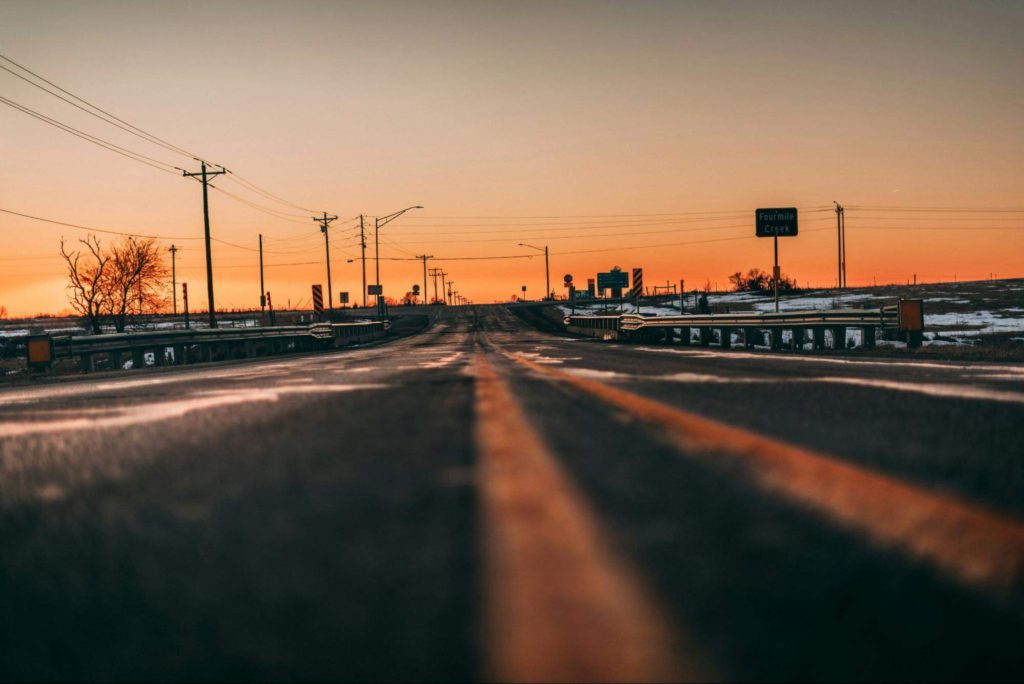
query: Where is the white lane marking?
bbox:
[814,377,1024,405]
[635,347,1024,373]
[656,372,775,383]
[554,367,1024,403]
[0,364,298,405]
[564,368,621,379]
[0,384,387,438]
[514,352,582,365]
[971,373,1024,381]
[420,351,466,368]
[649,372,1024,402]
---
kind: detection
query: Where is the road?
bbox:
[1,305,1022,681]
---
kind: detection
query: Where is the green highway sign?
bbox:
[756,208,798,237]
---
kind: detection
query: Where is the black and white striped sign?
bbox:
[631,268,643,300]
[311,284,324,317]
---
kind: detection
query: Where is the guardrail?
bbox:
[27,321,389,372]
[565,299,925,350]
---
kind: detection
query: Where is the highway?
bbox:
[1,305,1022,681]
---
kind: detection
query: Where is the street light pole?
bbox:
[518,242,550,300]
[372,205,423,308]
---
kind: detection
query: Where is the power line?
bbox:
[0,95,182,174]
[0,206,203,240]
[0,51,200,159]
[207,184,312,224]
[398,207,835,220]
[223,173,317,214]
[847,205,1024,213]
[0,52,330,219]
[555,226,835,256]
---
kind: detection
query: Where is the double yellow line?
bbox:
[473,347,1024,681]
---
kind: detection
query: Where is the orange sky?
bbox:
[1,0,1022,316]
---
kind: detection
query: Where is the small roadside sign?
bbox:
[26,335,52,369]
[311,284,324,317]
[597,270,628,290]
[631,268,643,299]
[368,284,383,295]
[340,291,349,304]
[755,208,798,237]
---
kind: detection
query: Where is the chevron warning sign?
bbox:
[311,284,324,318]
[631,268,643,300]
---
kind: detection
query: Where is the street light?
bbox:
[519,243,550,300]
[374,205,423,310]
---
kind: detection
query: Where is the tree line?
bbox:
[728,268,798,293]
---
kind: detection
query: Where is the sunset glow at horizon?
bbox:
[1,0,1021,317]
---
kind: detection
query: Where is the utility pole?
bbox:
[447,280,454,306]
[429,267,442,305]
[834,201,845,290]
[841,204,847,288]
[440,270,449,305]
[544,245,549,299]
[258,234,266,324]
[183,160,226,328]
[314,212,338,315]
[169,244,178,316]
[359,214,368,309]
[415,255,433,306]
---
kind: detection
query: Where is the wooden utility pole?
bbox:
[183,161,227,328]
[258,234,266,324]
[429,267,443,305]
[314,212,338,315]
[415,255,433,306]
[169,244,178,315]
[359,214,368,308]
[834,202,845,289]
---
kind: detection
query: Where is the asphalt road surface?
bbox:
[1,305,1022,681]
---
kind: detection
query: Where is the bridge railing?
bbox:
[565,299,925,350]
[28,321,389,372]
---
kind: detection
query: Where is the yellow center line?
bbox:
[472,351,706,683]
[507,352,1024,595]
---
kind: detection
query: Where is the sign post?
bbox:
[755,208,798,313]
[368,284,384,318]
[182,282,190,330]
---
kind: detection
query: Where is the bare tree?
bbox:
[105,238,169,332]
[60,236,110,334]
